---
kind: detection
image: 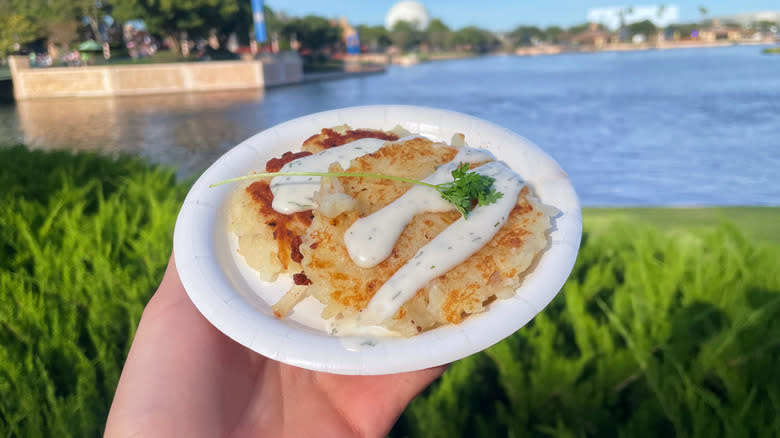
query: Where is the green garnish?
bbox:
[210,162,503,217]
[437,163,503,217]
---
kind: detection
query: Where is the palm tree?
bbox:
[620,6,635,41]
[698,6,708,24]
[657,4,667,21]
[656,4,667,42]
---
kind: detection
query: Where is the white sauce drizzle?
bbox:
[327,316,399,349]
[266,134,526,330]
[269,137,415,214]
[359,161,525,325]
[343,147,496,268]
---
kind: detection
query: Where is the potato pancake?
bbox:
[230,127,404,281]
[231,128,552,336]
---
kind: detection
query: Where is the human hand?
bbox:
[105,255,447,437]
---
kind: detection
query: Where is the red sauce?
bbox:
[266,151,312,172]
[245,165,313,269]
[293,272,312,285]
[305,128,400,149]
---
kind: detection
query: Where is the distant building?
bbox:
[587,5,680,30]
[697,27,742,41]
[571,22,618,48]
[716,11,780,28]
[698,19,743,41]
[385,1,431,31]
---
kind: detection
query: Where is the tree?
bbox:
[112,0,242,43]
[628,19,657,37]
[211,2,280,45]
[567,22,605,34]
[45,21,80,49]
[543,26,564,44]
[424,18,451,51]
[0,0,105,58]
[281,15,341,53]
[452,26,498,52]
[357,25,392,51]
[657,4,667,20]
[0,13,36,58]
[78,0,111,43]
[698,6,708,23]
[656,4,667,34]
[263,5,284,41]
[216,0,252,44]
[618,6,635,41]
[755,20,777,32]
[390,20,423,51]
[4,0,96,47]
[508,25,544,46]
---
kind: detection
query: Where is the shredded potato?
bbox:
[230,127,552,336]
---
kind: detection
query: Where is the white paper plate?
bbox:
[173,105,581,375]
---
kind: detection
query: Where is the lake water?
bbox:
[1,45,778,206]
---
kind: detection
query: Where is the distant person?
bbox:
[104,254,446,437]
[47,41,59,64]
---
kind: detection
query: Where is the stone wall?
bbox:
[8,54,302,100]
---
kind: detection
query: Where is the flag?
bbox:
[346,32,360,54]
[251,0,267,43]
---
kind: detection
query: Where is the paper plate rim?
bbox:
[173,104,582,375]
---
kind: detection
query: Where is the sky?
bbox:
[263,0,779,31]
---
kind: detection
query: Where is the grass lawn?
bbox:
[1,145,779,436]
[585,206,780,245]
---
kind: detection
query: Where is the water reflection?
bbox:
[13,90,266,176]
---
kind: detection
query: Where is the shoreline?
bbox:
[515,39,775,56]
[389,40,776,64]
[299,65,386,85]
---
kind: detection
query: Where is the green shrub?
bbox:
[1,146,778,436]
[393,222,780,437]
[0,146,188,436]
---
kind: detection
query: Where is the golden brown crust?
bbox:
[297,138,551,336]
[339,137,459,213]
[243,181,313,272]
[232,126,551,336]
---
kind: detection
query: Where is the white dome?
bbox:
[385,1,430,31]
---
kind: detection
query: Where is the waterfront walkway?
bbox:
[298,66,386,85]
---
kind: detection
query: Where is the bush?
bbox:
[1,146,778,436]
[392,222,780,437]
[0,146,188,436]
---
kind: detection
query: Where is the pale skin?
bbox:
[105,255,447,437]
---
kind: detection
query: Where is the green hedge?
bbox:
[0,146,188,436]
[1,146,778,437]
[392,222,780,437]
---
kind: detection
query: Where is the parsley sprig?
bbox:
[210,162,503,217]
[437,163,504,216]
